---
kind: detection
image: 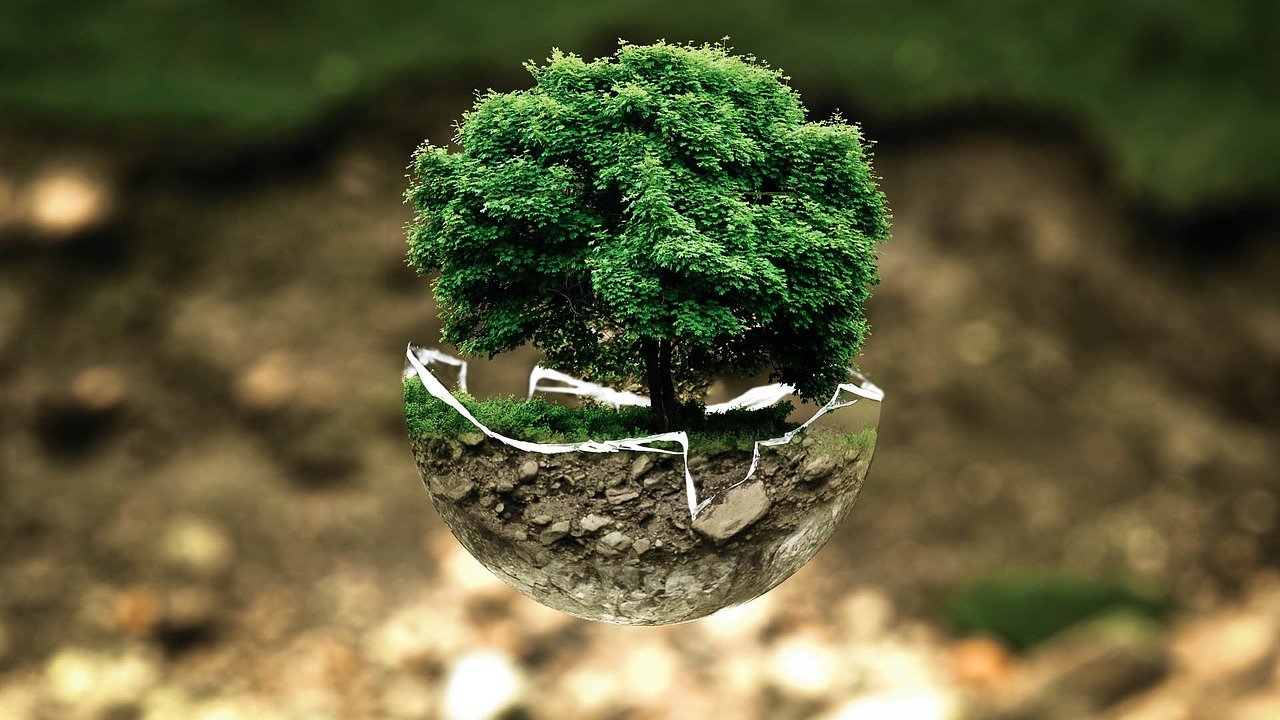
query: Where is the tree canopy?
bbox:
[407,41,889,430]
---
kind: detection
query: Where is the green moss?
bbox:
[405,376,798,453]
[947,570,1173,652]
[831,425,877,457]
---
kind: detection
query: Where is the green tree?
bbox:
[407,41,889,431]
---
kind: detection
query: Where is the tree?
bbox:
[407,41,889,432]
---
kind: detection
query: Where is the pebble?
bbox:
[642,473,667,488]
[112,587,161,637]
[629,455,655,480]
[801,456,838,483]
[459,432,486,448]
[234,353,294,412]
[950,636,1016,687]
[580,514,613,532]
[632,538,652,555]
[443,650,525,720]
[692,480,771,542]
[607,487,641,504]
[45,646,159,713]
[540,520,571,545]
[70,366,127,413]
[518,460,540,480]
[432,475,474,502]
[160,516,235,580]
[479,495,496,508]
[495,478,515,493]
[435,440,464,462]
[26,166,114,237]
[529,514,553,526]
[597,531,633,555]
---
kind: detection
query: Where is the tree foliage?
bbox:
[407,41,889,429]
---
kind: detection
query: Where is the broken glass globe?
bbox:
[405,345,883,625]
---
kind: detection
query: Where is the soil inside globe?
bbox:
[411,427,874,625]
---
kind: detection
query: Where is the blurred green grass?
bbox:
[948,571,1173,651]
[2,0,1276,206]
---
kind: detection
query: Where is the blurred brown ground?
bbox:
[0,95,1278,718]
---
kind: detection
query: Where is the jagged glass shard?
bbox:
[405,345,883,625]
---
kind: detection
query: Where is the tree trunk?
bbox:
[642,338,678,432]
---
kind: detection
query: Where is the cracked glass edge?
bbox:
[405,344,882,519]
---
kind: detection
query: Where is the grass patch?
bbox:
[947,570,1173,652]
[405,376,798,453]
[832,425,877,458]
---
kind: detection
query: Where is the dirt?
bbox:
[410,430,872,624]
[0,106,1278,717]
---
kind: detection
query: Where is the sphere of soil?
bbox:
[411,430,875,625]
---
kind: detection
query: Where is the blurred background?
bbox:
[1,1,1278,718]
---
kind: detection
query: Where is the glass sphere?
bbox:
[406,346,882,625]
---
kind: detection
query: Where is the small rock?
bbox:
[495,478,515,493]
[540,520,571,545]
[597,531,632,555]
[161,516,235,580]
[607,487,641,504]
[70,366,127,413]
[692,480,771,542]
[440,440,465,461]
[579,514,613,532]
[529,514,552,526]
[642,473,667,488]
[493,503,504,514]
[479,495,496,508]
[234,353,294,412]
[518,460,540,480]
[112,587,161,637]
[802,456,838,482]
[629,455,654,480]
[45,646,159,713]
[632,538,652,555]
[431,475,474,502]
[951,635,1016,688]
[459,432,486,448]
[26,166,114,238]
[508,527,527,542]
[442,650,526,720]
